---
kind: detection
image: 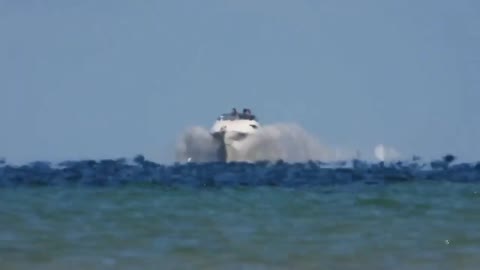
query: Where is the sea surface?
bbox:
[1,182,479,270]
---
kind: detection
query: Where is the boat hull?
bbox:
[209,112,260,162]
[212,130,252,162]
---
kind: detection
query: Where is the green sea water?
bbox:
[1,182,479,270]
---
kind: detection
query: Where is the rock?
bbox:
[0,154,478,187]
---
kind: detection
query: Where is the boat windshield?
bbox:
[217,113,257,121]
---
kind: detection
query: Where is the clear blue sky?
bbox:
[1,0,479,164]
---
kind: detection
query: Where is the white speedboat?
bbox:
[210,108,261,162]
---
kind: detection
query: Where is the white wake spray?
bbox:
[175,123,339,163]
[174,126,221,162]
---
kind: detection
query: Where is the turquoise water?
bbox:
[1,183,479,270]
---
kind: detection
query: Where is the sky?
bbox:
[1,0,479,164]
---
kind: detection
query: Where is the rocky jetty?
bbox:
[0,155,479,187]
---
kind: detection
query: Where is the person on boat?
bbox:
[241,108,248,119]
[244,108,254,120]
[231,108,238,119]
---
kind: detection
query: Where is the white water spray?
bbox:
[175,123,339,163]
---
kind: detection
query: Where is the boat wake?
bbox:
[175,123,337,163]
[174,126,222,162]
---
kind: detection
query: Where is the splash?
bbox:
[374,144,401,162]
[175,123,338,163]
[174,126,222,162]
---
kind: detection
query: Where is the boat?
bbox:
[210,108,261,162]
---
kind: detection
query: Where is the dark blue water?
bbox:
[1,156,479,269]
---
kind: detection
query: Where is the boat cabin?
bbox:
[217,108,257,121]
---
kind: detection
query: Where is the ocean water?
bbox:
[1,182,479,270]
